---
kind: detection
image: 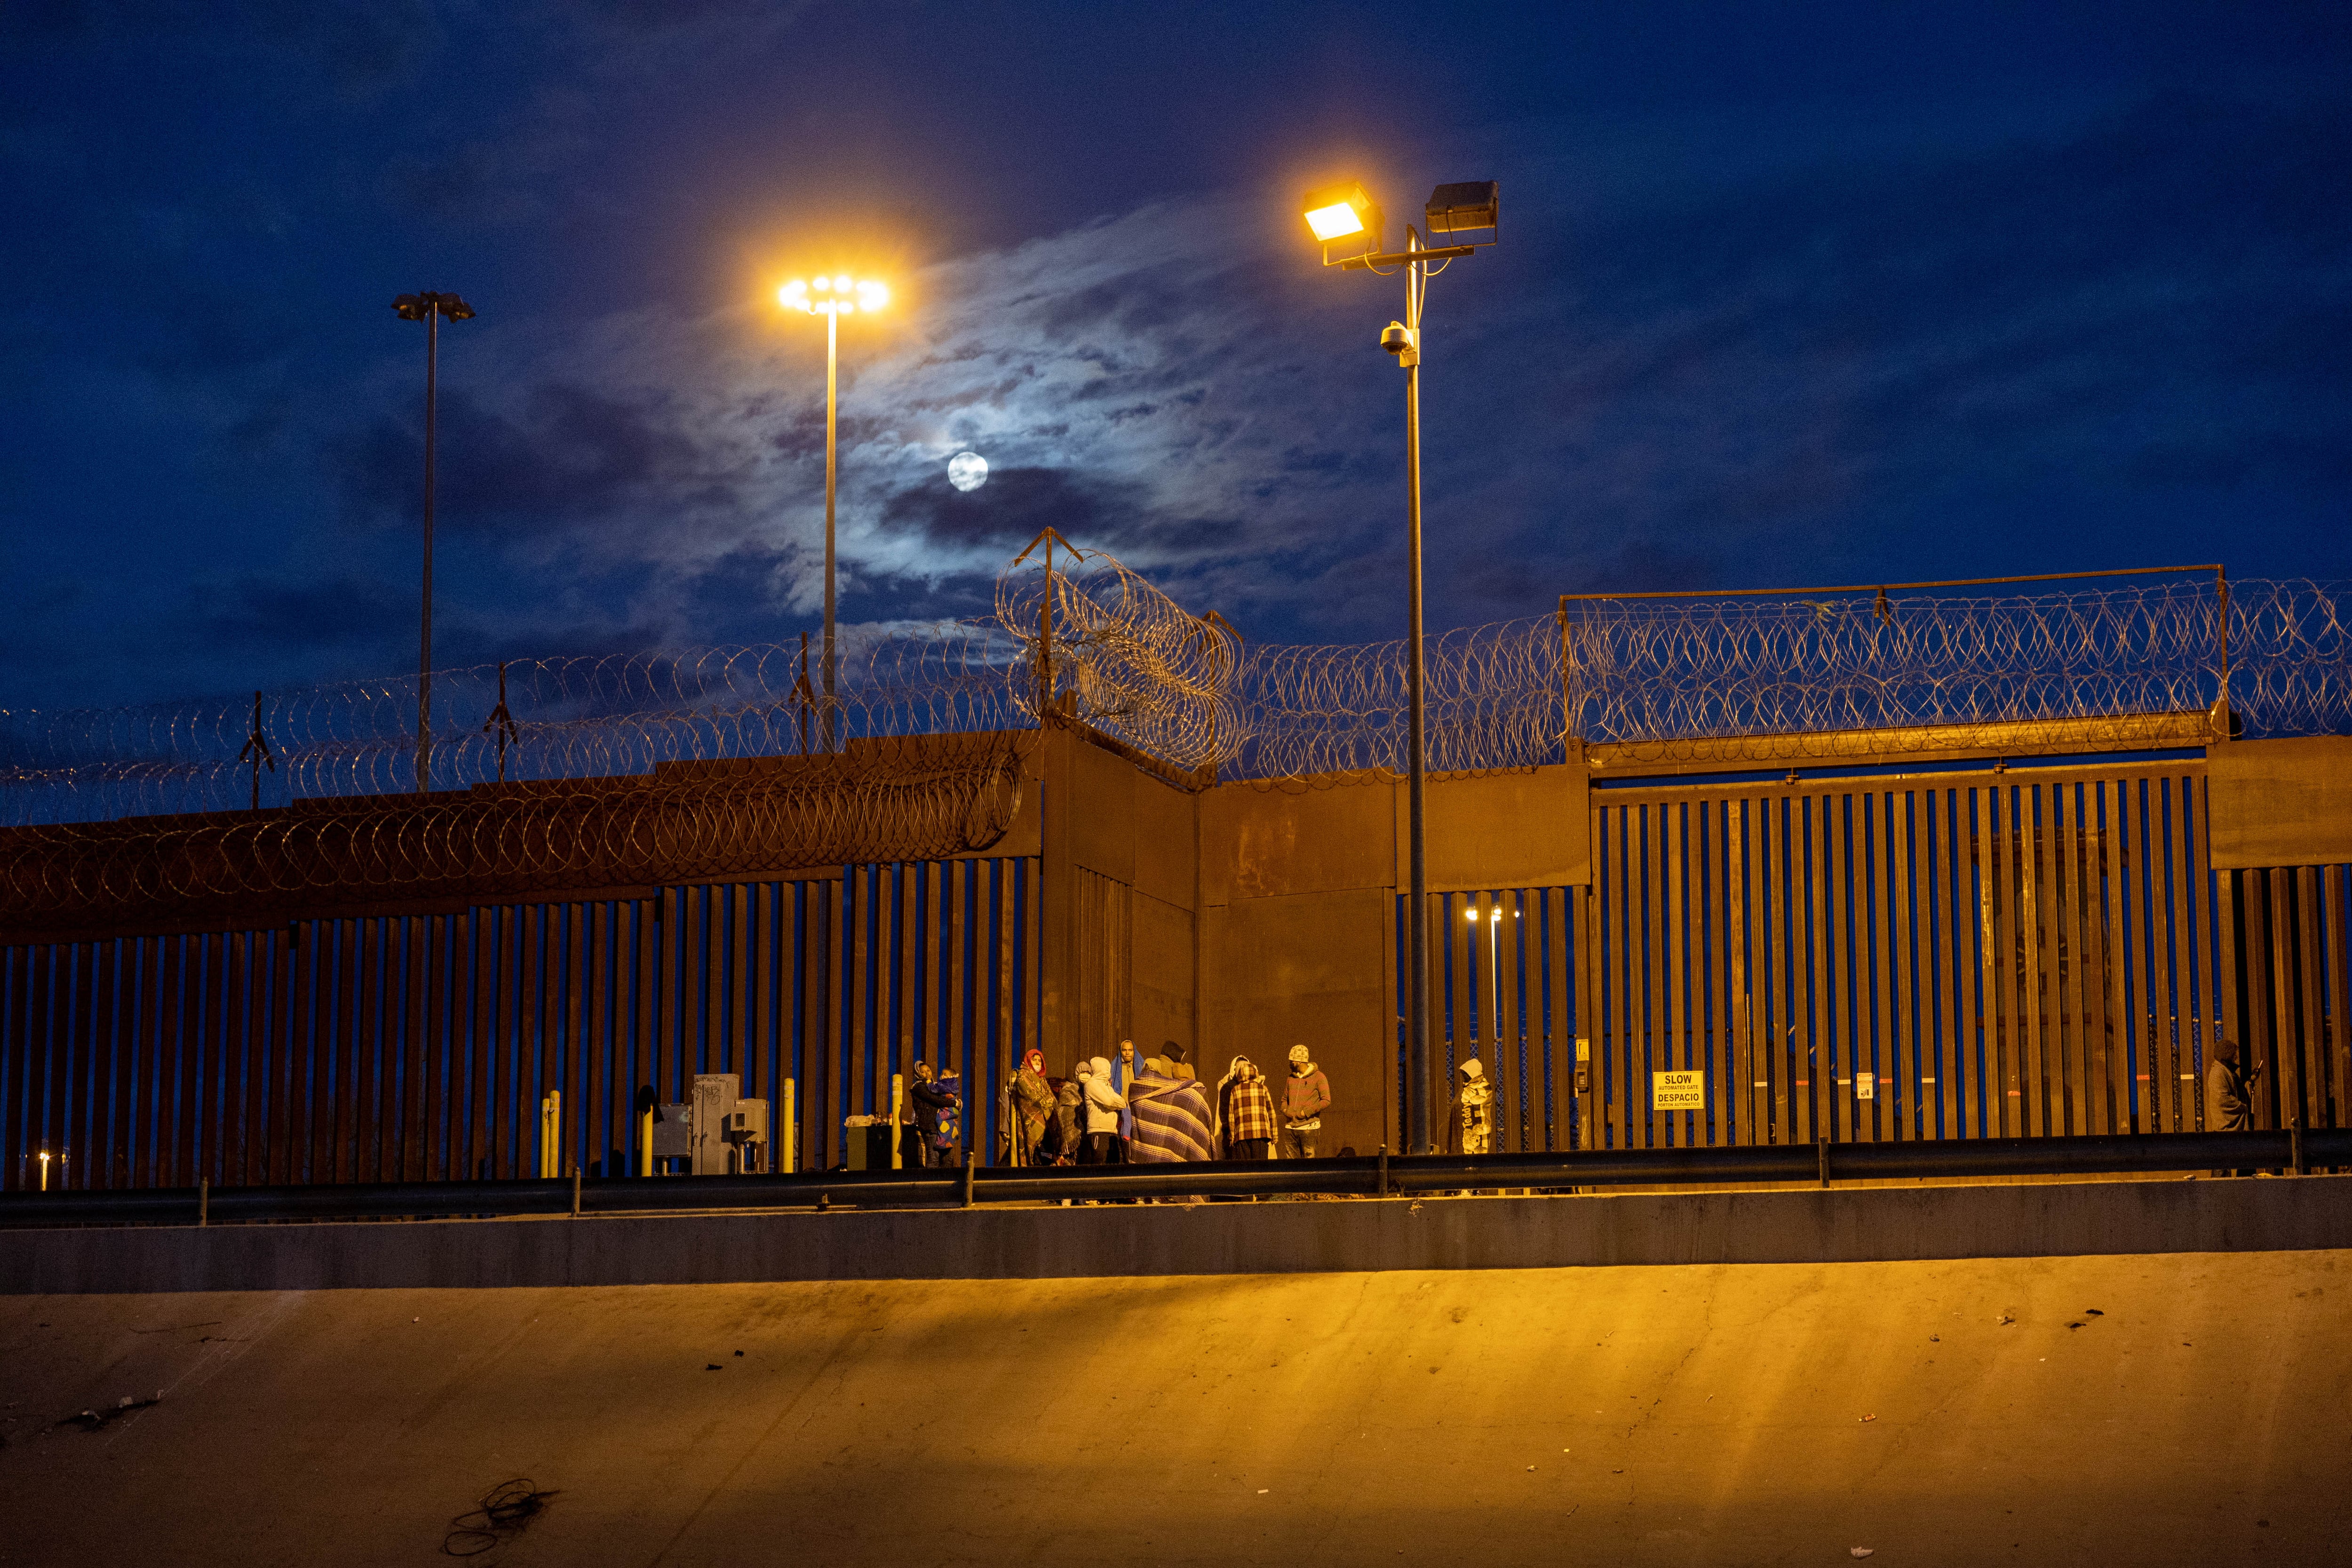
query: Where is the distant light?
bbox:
[832,274,852,293]
[780,275,886,317]
[813,277,832,292]
[857,280,889,310]
[947,451,988,492]
[1304,201,1364,242]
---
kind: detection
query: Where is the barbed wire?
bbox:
[994,541,1244,772]
[4,568,2349,843]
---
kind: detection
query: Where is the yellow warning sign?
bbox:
[1652,1070,1704,1110]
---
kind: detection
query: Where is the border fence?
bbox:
[5,558,2350,1194]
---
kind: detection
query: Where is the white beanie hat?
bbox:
[1288,1043,1310,1063]
[1462,1058,1485,1080]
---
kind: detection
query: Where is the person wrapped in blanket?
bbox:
[1080,1055,1128,1164]
[1125,1053,1216,1163]
[1453,1057,1494,1155]
[1050,1062,1087,1165]
[1000,1048,1056,1166]
[1216,1055,1277,1161]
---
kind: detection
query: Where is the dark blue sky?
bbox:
[4,1,2347,710]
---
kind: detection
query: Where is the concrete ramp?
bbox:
[4,1250,2345,1565]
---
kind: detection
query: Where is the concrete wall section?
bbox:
[8,1175,2347,1294]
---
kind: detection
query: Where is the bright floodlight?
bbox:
[1302,182,1381,249]
[1305,201,1363,241]
[781,275,886,317]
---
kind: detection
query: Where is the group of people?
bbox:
[993,1039,1333,1167]
[898,1039,1502,1169]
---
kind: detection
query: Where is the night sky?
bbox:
[4,2,2348,712]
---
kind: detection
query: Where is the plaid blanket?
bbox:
[1218,1064,1277,1146]
[1126,1073,1216,1162]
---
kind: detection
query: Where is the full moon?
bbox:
[947,451,989,492]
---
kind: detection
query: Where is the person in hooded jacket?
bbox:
[1081,1054,1128,1164]
[1453,1057,1495,1155]
[1001,1047,1056,1166]
[1279,1043,1331,1160]
[1217,1054,1276,1160]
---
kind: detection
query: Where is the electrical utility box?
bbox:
[646,1074,770,1174]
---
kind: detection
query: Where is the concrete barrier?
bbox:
[6,1173,2348,1294]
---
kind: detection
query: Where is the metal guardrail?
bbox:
[0,1129,2341,1229]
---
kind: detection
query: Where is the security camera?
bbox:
[1380,321,1417,355]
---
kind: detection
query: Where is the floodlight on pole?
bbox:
[391,291,476,794]
[779,272,890,751]
[1304,178,1499,1154]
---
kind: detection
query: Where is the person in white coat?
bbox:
[1081,1054,1128,1164]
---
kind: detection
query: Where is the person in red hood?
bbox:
[1279,1043,1331,1160]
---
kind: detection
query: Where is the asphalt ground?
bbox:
[2,1250,2345,1566]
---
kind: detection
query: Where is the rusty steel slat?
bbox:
[994,860,1015,1157]
[2048,783,2082,1135]
[1860,790,1889,1144]
[1571,883,1596,1151]
[326,921,352,1184]
[2094,782,2126,1136]
[1615,807,1639,1150]
[896,866,919,1101]
[27,948,61,1187]
[1595,810,1621,1148]
[434,914,461,1181]
[941,862,962,1116]
[2274,869,2305,1133]
[1957,788,1984,1138]
[2214,869,2246,1130]
[2247,872,2280,1130]
[264,926,293,1184]
[559,902,583,1172]
[2325,864,2351,1130]
[1635,806,1660,1151]
[227,931,257,1186]
[287,925,315,1184]
[1496,887,1519,1152]
[1721,804,1748,1147]
[1796,795,1824,1147]
[2295,867,2323,1133]
[850,867,873,1114]
[1023,859,1043,1081]
[460,909,486,1183]
[85,938,119,1189]
[697,884,721,1082]
[2069,784,2104,1136]
[62,943,92,1191]
[1931,788,1961,1140]
[789,886,814,1171]
[918,862,941,1075]
[821,874,844,1148]
[1823,792,1852,1144]
[1652,809,1678,1148]
[591,901,617,1173]
[1986,785,2019,1140]
[654,888,680,1115]
[814,878,842,1170]
[348,925,376,1183]
[151,936,183,1186]
[2114,779,2152,1133]
[724,883,747,1084]
[2020,782,2053,1140]
[1540,886,1563,1151]
[0,948,28,1189]
[747,887,771,1106]
[1758,800,1785,1146]
[2157,778,2191,1132]
[1892,792,1921,1141]
[392,917,420,1182]
[1981,781,2010,1140]
[119,937,153,1187]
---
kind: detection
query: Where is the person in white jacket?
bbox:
[1081,1054,1127,1164]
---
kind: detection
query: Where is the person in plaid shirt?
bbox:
[1216,1055,1277,1160]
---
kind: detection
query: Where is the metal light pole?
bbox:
[1303,181,1499,1154]
[779,274,890,751]
[392,291,476,792]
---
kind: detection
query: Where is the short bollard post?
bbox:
[571,1166,582,1217]
[1378,1144,1390,1198]
[198,1176,209,1228]
[961,1149,976,1209]
[1817,1137,1831,1187]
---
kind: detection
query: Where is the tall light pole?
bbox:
[779,273,890,751]
[391,290,476,793]
[1303,180,1499,1154]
